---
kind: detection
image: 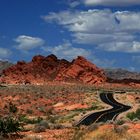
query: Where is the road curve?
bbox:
[75,92,131,126]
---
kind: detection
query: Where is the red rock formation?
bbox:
[0,54,106,85]
[56,56,106,84]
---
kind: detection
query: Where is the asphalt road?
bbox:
[75,92,131,126]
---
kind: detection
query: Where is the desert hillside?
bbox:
[0,84,140,140]
[0,54,106,85]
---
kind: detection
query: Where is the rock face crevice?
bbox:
[0,54,106,85]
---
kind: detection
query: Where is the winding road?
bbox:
[75,92,131,126]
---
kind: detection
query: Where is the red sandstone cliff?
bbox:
[55,56,106,84]
[0,54,106,85]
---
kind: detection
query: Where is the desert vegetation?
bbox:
[126,108,140,121]
[0,102,23,139]
[73,122,140,140]
[0,84,139,139]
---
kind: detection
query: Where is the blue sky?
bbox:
[0,0,140,71]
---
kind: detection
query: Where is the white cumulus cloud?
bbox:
[84,0,140,6]
[99,41,140,53]
[43,42,91,60]
[43,9,140,53]
[0,48,11,58]
[15,35,45,51]
[43,9,140,33]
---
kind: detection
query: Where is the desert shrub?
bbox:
[113,125,127,136]
[0,103,23,137]
[0,116,22,135]
[72,128,85,140]
[33,120,50,133]
[33,125,46,133]
[37,107,46,113]
[18,115,29,123]
[38,120,49,129]
[126,112,136,120]
[9,102,18,114]
[48,115,58,123]
[26,109,33,114]
[126,108,140,121]
[19,115,43,124]
[115,119,125,125]
[49,123,64,129]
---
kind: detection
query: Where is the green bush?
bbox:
[33,125,46,133]
[126,112,136,120]
[0,116,22,135]
[18,115,43,124]
[115,119,125,125]
[38,120,49,129]
[126,108,140,121]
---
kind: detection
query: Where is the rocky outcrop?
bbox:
[56,56,106,84]
[0,54,106,85]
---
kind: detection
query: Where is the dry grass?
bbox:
[85,130,140,140]
[82,126,140,140]
[72,124,140,140]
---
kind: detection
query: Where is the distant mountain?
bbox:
[104,68,140,80]
[0,54,106,85]
[0,60,13,75]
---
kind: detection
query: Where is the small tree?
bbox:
[0,116,22,136]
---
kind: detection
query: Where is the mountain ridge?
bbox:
[0,54,106,85]
[1,55,140,85]
[104,68,140,80]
